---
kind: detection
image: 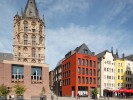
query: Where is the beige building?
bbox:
[0,0,49,99]
[13,0,45,64]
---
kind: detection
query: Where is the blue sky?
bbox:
[0,0,133,70]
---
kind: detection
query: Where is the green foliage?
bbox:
[14,83,26,96]
[92,88,98,98]
[0,84,8,96]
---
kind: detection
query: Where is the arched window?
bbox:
[23,58,27,62]
[32,48,36,57]
[17,35,20,43]
[39,36,43,44]
[24,21,28,33]
[31,59,36,63]
[18,52,21,57]
[32,35,36,46]
[24,34,28,45]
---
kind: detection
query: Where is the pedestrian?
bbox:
[77,93,80,99]
[107,93,109,99]
[97,93,100,100]
[51,93,54,100]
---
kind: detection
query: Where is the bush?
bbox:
[14,83,26,96]
[92,88,98,99]
[0,84,8,96]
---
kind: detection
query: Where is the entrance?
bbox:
[78,86,88,97]
[72,86,75,97]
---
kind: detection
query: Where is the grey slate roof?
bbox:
[96,50,108,58]
[125,54,133,61]
[24,0,39,18]
[74,43,93,55]
[0,53,13,63]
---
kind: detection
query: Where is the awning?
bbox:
[114,89,133,93]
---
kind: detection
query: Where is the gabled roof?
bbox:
[74,43,93,55]
[0,53,13,63]
[24,0,39,18]
[125,54,133,61]
[96,50,108,58]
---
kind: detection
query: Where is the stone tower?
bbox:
[13,0,45,64]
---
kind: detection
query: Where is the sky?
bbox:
[0,0,133,70]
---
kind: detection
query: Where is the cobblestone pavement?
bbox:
[47,96,133,100]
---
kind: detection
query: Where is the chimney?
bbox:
[122,53,125,59]
[116,49,119,59]
[111,47,113,54]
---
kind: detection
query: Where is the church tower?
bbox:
[13,0,45,64]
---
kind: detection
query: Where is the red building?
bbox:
[62,43,97,97]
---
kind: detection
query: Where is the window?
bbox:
[118,69,120,73]
[94,61,96,67]
[86,68,88,75]
[32,35,36,46]
[17,35,20,43]
[82,77,84,84]
[94,69,96,76]
[31,67,42,80]
[78,67,81,74]
[86,60,88,66]
[82,59,85,66]
[104,68,106,71]
[32,29,36,32]
[104,83,106,87]
[84,49,88,54]
[12,65,24,80]
[24,21,28,33]
[121,69,123,73]
[121,76,123,80]
[78,76,80,84]
[82,68,85,75]
[90,60,92,67]
[90,69,92,76]
[90,78,92,84]
[39,36,43,44]
[32,48,36,57]
[86,77,88,84]
[118,76,120,79]
[24,34,28,45]
[78,58,80,66]
[94,78,96,84]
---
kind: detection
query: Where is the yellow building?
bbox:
[115,59,126,89]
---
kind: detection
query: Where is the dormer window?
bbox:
[84,49,88,54]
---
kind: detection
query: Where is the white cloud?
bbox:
[45,24,132,70]
[37,0,90,16]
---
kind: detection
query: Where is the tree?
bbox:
[0,84,8,96]
[14,83,26,96]
[92,88,98,99]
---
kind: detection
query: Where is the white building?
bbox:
[97,50,117,97]
[124,59,133,89]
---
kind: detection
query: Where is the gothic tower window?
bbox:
[32,48,36,57]
[39,36,43,44]
[31,22,36,32]
[24,21,28,33]
[32,35,36,46]
[17,35,20,43]
[24,34,28,45]
[23,58,27,62]
[18,52,21,57]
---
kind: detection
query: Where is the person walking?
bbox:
[97,93,100,100]
[51,93,54,100]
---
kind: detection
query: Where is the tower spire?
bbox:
[24,0,39,18]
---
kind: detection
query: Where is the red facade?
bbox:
[62,53,97,97]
